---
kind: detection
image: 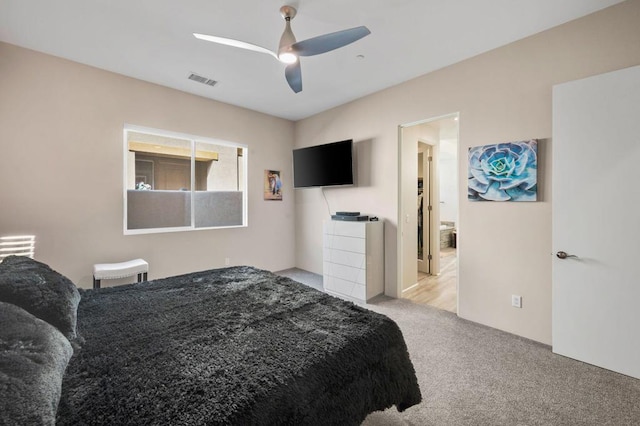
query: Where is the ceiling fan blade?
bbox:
[291,26,370,57]
[285,62,302,93]
[193,33,277,59]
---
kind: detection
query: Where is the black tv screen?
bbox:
[293,140,354,188]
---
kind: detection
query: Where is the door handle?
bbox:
[556,251,578,259]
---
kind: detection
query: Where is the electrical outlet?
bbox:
[224,257,230,266]
[511,295,522,308]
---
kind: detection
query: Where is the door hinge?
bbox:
[428,156,433,162]
[427,205,432,211]
[427,254,432,260]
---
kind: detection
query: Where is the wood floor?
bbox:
[403,247,457,313]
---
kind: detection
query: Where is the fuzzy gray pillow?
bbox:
[0,256,80,339]
[0,301,73,426]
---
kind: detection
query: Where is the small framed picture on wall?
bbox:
[264,170,283,201]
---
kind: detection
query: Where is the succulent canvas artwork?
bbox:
[468,140,537,202]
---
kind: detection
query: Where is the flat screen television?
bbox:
[293,139,354,188]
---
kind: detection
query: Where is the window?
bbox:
[124,125,247,234]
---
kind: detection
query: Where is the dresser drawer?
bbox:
[324,234,366,254]
[324,275,366,301]
[323,221,366,238]
[323,248,366,269]
[323,262,366,285]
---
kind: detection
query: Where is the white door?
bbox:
[552,65,640,379]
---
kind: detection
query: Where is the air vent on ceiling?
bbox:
[188,73,218,87]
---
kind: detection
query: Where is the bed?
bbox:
[0,256,421,425]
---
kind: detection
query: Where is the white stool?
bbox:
[93,259,149,289]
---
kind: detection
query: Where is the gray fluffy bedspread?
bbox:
[57,266,421,425]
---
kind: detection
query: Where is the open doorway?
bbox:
[397,114,459,313]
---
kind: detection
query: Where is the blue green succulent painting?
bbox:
[468,140,537,202]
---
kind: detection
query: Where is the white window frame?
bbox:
[123,124,248,235]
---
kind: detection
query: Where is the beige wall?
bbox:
[0,42,296,287]
[294,0,640,344]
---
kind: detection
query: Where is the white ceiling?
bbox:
[0,0,624,121]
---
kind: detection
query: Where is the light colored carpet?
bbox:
[275,268,323,292]
[276,268,640,426]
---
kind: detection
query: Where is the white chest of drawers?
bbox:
[323,220,384,303]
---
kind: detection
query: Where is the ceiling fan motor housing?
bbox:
[278,6,298,62]
[279,6,297,20]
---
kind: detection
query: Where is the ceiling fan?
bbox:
[194,5,370,93]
